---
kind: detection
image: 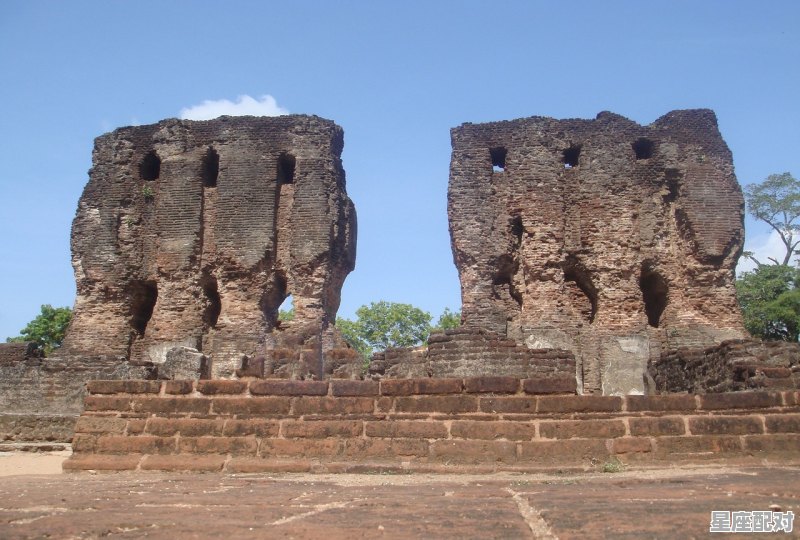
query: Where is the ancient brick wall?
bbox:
[0,342,147,442]
[369,328,576,386]
[648,339,800,394]
[61,115,357,379]
[64,379,799,472]
[448,109,746,394]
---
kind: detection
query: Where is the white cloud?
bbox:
[180,94,288,120]
[737,229,789,274]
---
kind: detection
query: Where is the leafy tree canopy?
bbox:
[6,304,73,355]
[335,302,461,360]
[432,307,461,332]
[736,265,800,341]
[350,301,432,351]
[744,172,800,266]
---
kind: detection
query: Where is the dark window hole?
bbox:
[202,147,219,188]
[140,151,161,181]
[129,281,158,335]
[490,147,507,172]
[277,153,296,185]
[562,145,581,169]
[640,266,668,327]
[632,138,655,160]
[510,215,523,243]
[201,275,221,328]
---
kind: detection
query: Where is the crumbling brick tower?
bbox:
[449,109,747,394]
[61,115,357,379]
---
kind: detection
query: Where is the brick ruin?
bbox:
[2,108,798,469]
[446,109,749,394]
[61,115,359,380]
[64,378,800,473]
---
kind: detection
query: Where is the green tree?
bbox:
[6,305,73,355]
[334,317,371,359]
[335,301,432,358]
[736,265,800,341]
[278,307,294,322]
[432,307,461,332]
[743,172,800,266]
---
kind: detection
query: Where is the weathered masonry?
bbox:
[62,115,358,380]
[63,378,800,473]
[448,110,747,394]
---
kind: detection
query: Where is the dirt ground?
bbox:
[0,451,797,539]
[0,449,71,477]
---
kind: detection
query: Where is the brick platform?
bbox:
[64,378,800,473]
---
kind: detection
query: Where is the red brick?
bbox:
[380,379,415,396]
[537,395,622,414]
[539,419,626,439]
[629,417,685,437]
[126,419,147,435]
[164,380,194,395]
[700,392,781,410]
[761,367,792,378]
[463,377,520,394]
[612,437,652,454]
[130,397,212,414]
[688,416,763,435]
[380,378,463,396]
[63,454,142,471]
[178,436,257,455]
[394,395,478,414]
[430,440,517,464]
[763,378,798,390]
[764,414,800,433]
[141,455,225,472]
[145,418,224,437]
[654,435,742,456]
[292,397,375,415]
[519,439,610,464]
[71,434,97,452]
[282,420,363,438]
[365,420,448,439]
[523,377,576,395]
[451,420,535,441]
[226,458,313,473]
[376,397,393,413]
[331,380,379,396]
[743,434,800,453]
[84,396,131,412]
[626,394,697,412]
[249,380,329,396]
[95,435,176,454]
[87,380,161,395]
[174,398,213,414]
[222,419,280,437]
[259,438,343,458]
[212,397,291,415]
[75,416,127,434]
[782,390,798,406]
[480,397,536,414]
[196,380,246,395]
[343,438,429,458]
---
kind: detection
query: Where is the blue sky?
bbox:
[1,1,798,341]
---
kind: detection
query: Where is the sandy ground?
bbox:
[0,450,70,477]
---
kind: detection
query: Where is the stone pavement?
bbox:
[0,465,797,539]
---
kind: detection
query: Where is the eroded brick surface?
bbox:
[61,116,357,381]
[447,110,746,394]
